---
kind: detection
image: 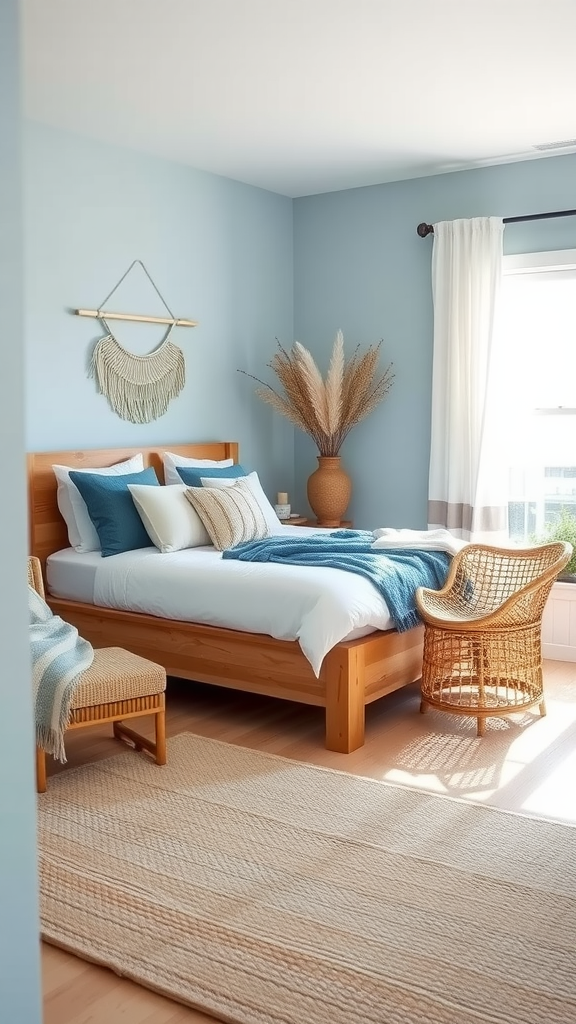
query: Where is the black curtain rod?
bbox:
[416,208,576,238]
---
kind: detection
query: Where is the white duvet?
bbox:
[89,535,393,676]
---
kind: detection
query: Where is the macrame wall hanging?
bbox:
[74,260,197,424]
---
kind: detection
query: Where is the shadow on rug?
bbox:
[38,733,576,1024]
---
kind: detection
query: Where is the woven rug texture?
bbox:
[38,733,576,1024]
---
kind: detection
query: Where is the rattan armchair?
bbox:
[415,542,572,736]
[28,555,167,792]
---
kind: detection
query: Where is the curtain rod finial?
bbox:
[417,222,434,238]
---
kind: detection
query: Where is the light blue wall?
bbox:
[24,122,294,499]
[0,4,42,1021]
[293,154,576,528]
[25,124,576,529]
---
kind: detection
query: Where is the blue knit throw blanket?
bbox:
[222,530,451,632]
[29,585,94,762]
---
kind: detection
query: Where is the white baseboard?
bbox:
[542,581,576,662]
[542,642,576,663]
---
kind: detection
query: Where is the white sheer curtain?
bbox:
[428,217,506,542]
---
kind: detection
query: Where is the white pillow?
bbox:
[128,483,211,552]
[199,471,283,533]
[53,454,144,552]
[162,452,234,486]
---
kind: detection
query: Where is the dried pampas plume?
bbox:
[239,330,394,456]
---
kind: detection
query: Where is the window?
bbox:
[498,250,576,544]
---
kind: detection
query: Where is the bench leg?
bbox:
[154,707,167,765]
[36,746,47,793]
[113,695,166,765]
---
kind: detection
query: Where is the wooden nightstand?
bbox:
[287,518,353,528]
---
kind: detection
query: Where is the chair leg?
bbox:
[36,746,47,794]
[155,708,167,766]
[539,698,547,718]
[419,699,429,714]
[477,716,486,737]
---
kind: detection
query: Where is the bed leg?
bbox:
[324,646,365,753]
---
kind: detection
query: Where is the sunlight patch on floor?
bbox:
[520,747,576,824]
[381,699,576,815]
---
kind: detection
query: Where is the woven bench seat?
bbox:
[70,648,166,708]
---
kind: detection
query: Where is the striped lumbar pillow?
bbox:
[184,478,270,550]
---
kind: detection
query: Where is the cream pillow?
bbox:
[199,470,284,533]
[53,454,144,552]
[127,483,211,552]
[162,452,234,486]
[185,479,270,550]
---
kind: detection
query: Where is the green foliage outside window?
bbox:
[538,506,576,576]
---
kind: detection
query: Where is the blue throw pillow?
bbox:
[175,464,247,487]
[69,466,160,557]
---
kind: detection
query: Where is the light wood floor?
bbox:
[42,659,576,1023]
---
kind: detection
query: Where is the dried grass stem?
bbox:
[240,331,394,456]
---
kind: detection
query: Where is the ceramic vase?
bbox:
[307,455,351,527]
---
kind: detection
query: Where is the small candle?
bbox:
[277,492,288,505]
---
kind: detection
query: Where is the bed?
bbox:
[27,442,424,753]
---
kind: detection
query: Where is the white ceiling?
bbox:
[22,0,576,198]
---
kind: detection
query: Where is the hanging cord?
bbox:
[97,259,177,320]
[97,260,178,351]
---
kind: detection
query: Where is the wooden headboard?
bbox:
[27,441,239,571]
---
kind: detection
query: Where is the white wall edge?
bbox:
[542,580,576,662]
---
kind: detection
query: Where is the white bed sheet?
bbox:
[47,548,103,603]
[46,527,393,676]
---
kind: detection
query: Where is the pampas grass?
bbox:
[240,330,394,457]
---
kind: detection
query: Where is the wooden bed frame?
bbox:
[28,442,424,753]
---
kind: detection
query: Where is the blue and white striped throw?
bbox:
[29,585,94,762]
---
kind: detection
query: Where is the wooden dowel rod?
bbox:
[75,309,198,327]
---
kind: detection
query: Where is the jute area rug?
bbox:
[38,733,576,1024]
